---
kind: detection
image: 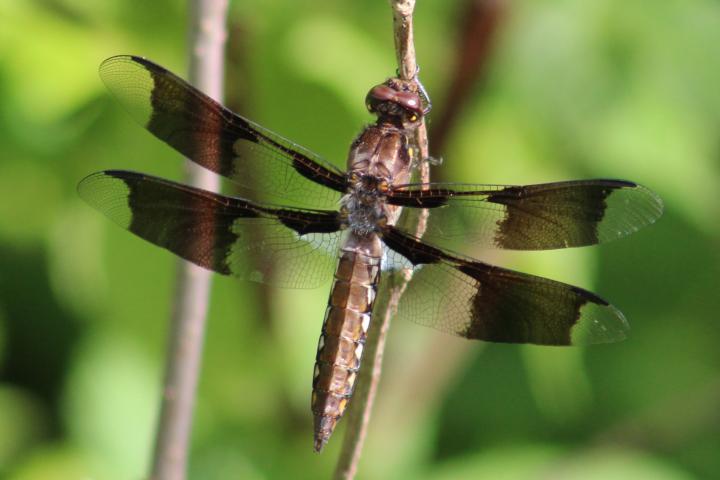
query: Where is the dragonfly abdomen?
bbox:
[311,233,382,452]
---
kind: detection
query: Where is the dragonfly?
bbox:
[79,55,663,452]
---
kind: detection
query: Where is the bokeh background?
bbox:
[1,0,719,478]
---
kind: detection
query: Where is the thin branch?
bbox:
[333,1,429,478]
[149,1,228,479]
[351,0,507,461]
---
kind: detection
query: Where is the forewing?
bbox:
[381,226,628,345]
[99,55,346,209]
[389,180,663,250]
[78,170,342,288]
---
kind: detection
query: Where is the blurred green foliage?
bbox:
[0,0,719,479]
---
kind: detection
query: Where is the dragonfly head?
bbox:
[365,78,429,128]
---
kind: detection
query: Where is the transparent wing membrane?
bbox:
[78,170,342,288]
[99,55,347,209]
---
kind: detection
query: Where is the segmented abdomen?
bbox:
[311,234,381,452]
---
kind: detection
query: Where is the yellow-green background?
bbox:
[1,0,718,479]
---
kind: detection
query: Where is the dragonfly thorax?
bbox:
[340,174,389,235]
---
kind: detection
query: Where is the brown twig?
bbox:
[149,1,228,479]
[332,1,429,478]
[355,0,508,462]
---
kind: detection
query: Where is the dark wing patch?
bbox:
[78,170,342,288]
[388,180,663,250]
[99,55,347,209]
[381,226,628,345]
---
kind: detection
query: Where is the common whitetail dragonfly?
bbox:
[79,55,663,452]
